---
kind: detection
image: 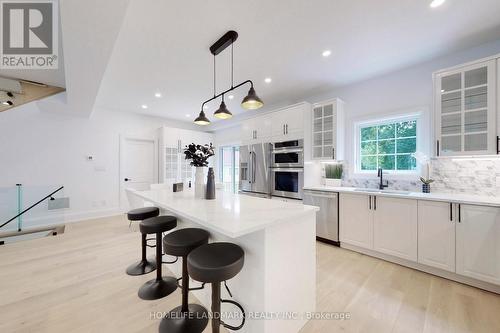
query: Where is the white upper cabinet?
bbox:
[311,99,345,160]
[373,196,418,261]
[241,116,272,144]
[456,204,500,285]
[417,200,456,272]
[434,59,497,156]
[271,104,306,140]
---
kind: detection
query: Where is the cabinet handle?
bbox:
[332,148,335,160]
[458,204,461,223]
[497,136,499,154]
[286,124,288,134]
[369,195,371,210]
[374,196,377,210]
[450,203,453,221]
[283,124,285,135]
[436,140,440,157]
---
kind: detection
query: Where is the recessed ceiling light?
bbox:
[430,0,445,8]
[264,77,272,83]
[322,50,332,57]
[154,92,162,98]
[141,104,148,109]
[203,105,209,110]
[228,95,234,100]
[185,114,191,118]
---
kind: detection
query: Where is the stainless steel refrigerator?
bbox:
[239,143,271,198]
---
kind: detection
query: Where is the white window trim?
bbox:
[352,109,427,179]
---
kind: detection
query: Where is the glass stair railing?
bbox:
[0,184,66,245]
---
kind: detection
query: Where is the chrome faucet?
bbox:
[377,168,389,190]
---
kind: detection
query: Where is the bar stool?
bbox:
[159,228,210,333]
[187,242,246,333]
[138,215,178,300]
[125,207,160,276]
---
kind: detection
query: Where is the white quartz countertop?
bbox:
[303,186,500,207]
[127,188,319,238]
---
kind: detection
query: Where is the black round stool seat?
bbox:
[163,228,210,257]
[139,215,177,234]
[127,206,159,221]
[187,242,244,283]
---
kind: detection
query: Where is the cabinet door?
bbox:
[435,60,497,156]
[271,111,287,137]
[254,116,272,142]
[373,196,418,261]
[284,104,304,134]
[312,102,338,159]
[242,119,255,144]
[339,193,373,249]
[456,204,500,285]
[417,201,455,272]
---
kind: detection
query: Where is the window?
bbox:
[358,118,417,172]
[218,146,240,193]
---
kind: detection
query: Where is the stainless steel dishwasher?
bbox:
[303,189,339,246]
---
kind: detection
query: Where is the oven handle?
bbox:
[271,168,304,172]
[271,148,304,154]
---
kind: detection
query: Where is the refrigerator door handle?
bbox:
[252,151,257,183]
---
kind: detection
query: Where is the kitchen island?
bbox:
[127,188,318,333]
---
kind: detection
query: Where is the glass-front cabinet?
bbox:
[312,99,345,160]
[434,59,497,156]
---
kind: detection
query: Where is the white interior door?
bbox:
[120,136,158,210]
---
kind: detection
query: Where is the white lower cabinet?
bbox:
[373,196,418,261]
[417,201,456,272]
[339,193,373,249]
[456,204,500,285]
[340,194,500,288]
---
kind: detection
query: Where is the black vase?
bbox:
[206,167,216,200]
[422,183,430,193]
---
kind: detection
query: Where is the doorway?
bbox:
[119,136,158,210]
[219,146,240,193]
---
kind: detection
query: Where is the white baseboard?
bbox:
[341,242,500,295]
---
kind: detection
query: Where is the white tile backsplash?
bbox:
[338,158,500,197]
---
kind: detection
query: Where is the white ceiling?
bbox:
[92,0,500,124]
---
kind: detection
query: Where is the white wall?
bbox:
[0,99,202,225]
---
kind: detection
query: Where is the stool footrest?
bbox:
[176,277,206,291]
[161,256,178,265]
[220,298,245,331]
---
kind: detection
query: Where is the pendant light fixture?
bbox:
[194,31,264,125]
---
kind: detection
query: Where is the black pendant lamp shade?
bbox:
[194,110,210,126]
[241,86,264,110]
[214,99,232,119]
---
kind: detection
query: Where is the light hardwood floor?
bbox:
[0,215,499,333]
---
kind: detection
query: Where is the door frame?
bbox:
[119,134,159,209]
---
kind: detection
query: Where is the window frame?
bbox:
[354,113,421,176]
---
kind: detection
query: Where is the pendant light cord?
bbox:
[213,55,216,97]
[231,40,234,88]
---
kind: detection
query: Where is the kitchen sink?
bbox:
[353,188,411,195]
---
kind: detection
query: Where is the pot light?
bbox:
[154,92,162,98]
[203,105,209,110]
[141,104,148,109]
[264,77,272,83]
[185,114,191,118]
[228,94,234,100]
[322,50,332,57]
[430,0,445,8]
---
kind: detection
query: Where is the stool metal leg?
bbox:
[211,283,221,333]
[126,232,157,276]
[138,232,177,300]
[159,256,208,333]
